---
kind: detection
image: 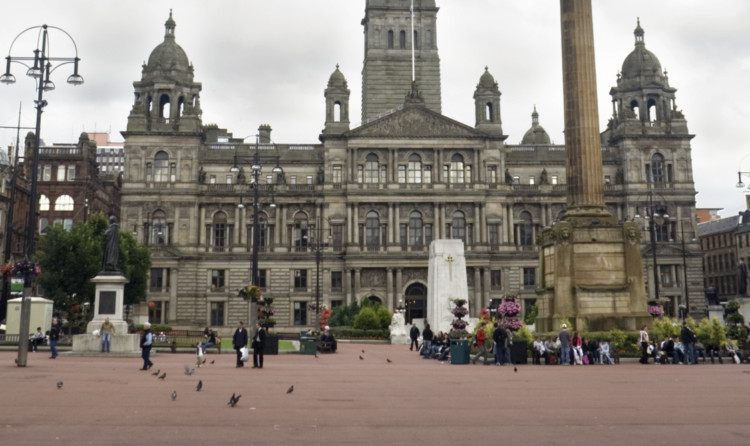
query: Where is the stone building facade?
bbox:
[120,5,704,334]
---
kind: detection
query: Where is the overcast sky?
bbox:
[1,1,748,218]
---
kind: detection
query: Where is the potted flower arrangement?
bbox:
[238,284,261,302]
[648,304,664,318]
[497,294,527,364]
[9,258,42,286]
[449,298,470,364]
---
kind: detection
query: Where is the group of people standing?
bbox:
[534,325,614,365]
[232,321,267,369]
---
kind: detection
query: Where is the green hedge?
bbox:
[133,323,172,333]
[329,326,389,339]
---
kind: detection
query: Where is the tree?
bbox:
[35,213,151,320]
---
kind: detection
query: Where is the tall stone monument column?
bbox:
[535,0,649,332]
[426,240,470,335]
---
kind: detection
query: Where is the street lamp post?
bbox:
[1,24,83,367]
[232,136,281,330]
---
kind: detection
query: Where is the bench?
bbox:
[151,332,222,354]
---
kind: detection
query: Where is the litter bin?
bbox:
[450,339,470,364]
[511,340,528,364]
[299,337,317,355]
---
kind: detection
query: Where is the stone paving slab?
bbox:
[0,344,749,445]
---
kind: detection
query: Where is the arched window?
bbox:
[365,211,380,247]
[250,212,269,251]
[151,210,166,245]
[407,154,422,183]
[365,153,379,183]
[519,211,533,246]
[409,211,423,247]
[630,99,640,120]
[54,195,74,211]
[486,102,493,121]
[367,295,382,305]
[651,153,665,183]
[647,98,658,123]
[39,195,50,211]
[451,211,466,242]
[334,101,341,122]
[294,212,308,250]
[399,30,406,49]
[159,93,171,119]
[387,30,394,49]
[154,151,169,182]
[450,154,465,184]
[213,211,227,250]
[404,282,426,323]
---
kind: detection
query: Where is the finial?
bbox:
[336,63,339,70]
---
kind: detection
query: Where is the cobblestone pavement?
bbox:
[0,345,749,445]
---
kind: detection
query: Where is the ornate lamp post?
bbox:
[231,135,281,329]
[640,190,669,302]
[1,24,83,367]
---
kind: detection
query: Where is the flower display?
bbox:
[499,319,524,331]
[449,297,469,339]
[648,305,664,317]
[496,294,523,332]
[238,285,261,302]
[11,259,41,277]
[497,300,521,317]
[451,306,469,317]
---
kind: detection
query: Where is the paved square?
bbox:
[0,344,748,445]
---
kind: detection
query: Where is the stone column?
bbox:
[386,268,394,309]
[560,0,608,217]
[473,267,482,314]
[396,269,403,306]
[354,269,361,300]
[344,268,352,305]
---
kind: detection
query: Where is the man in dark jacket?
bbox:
[680,321,696,365]
[493,323,508,365]
[421,323,434,358]
[251,322,267,369]
[409,323,420,351]
[49,317,61,359]
[232,321,248,368]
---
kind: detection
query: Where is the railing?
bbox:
[40,146,80,156]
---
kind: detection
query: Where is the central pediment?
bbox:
[348,104,487,139]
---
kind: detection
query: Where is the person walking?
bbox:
[100,317,115,353]
[409,323,420,351]
[472,324,489,365]
[680,321,696,365]
[48,317,60,359]
[558,324,571,365]
[421,323,434,358]
[232,321,248,368]
[251,322,267,369]
[493,322,508,365]
[639,325,650,364]
[139,322,154,370]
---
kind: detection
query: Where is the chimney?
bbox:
[258,124,272,144]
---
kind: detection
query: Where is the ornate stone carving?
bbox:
[351,105,484,138]
[623,221,641,244]
[361,269,386,288]
[555,221,573,245]
[402,268,427,284]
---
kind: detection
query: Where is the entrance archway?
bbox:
[366,295,382,305]
[405,283,426,324]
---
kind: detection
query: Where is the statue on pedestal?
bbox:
[103,216,120,272]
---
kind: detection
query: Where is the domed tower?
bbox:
[473,67,503,136]
[520,106,550,145]
[323,65,350,135]
[607,19,703,318]
[126,11,202,133]
[608,19,685,135]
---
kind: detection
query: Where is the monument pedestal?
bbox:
[73,273,139,353]
[707,304,725,325]
[427,240,470,334]
[389,312,409,345]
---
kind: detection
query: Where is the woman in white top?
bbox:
[639,326,650,364]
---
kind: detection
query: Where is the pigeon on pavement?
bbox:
[158,372,166,380]
[227,393,241,407]
[514,367,518,373]
[359,355,364,360]
[386,358,392,363]
[184,365,195,375]
[196,380,203,392]
[202,358,207,364]
[56,381,63,389]
[171,390,177,401]
[151,369,160,376]
[287,385,294,394]
[210,360,215,364]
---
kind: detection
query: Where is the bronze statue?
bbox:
[103,216,120,272]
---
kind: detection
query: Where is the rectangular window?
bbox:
[57,165,66,181]
[424,224,432,246]
[487,166,498,184]
[294,269,307,289]
[331,300,344,309]
[551,175,558,185]
[150,268,164,291]
[424,165,432,184]
[332,165,342,184]
[211,269,225,290]
[214,223,226,248]
[64,218,73,231]
[293,301,307,326]
[209,175,216,184]
[529,176,535,185]
[67,165,76,181]
[523,268,536,287]
[39,218,49,234]
[43,165,52,181]
[357,165,363,183]
[660,265,673,287]
[290,175,297,185]
[380,165,387,183]
[331,271,342,291]
[465,165,472,183]
[256,269,267,288]
[266,175,273,184]
[170,163,177,182]
[146,163,152,182]
[400,223,407,248]
[491,270,502,289]
[442,165,449,182]
[332,224,343,251]
[210,302,225,326]
[226,175,233,185]
[398,165,406,183]
[513,176,520,184]
[489,224,499,247]
[306,175,313,185]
